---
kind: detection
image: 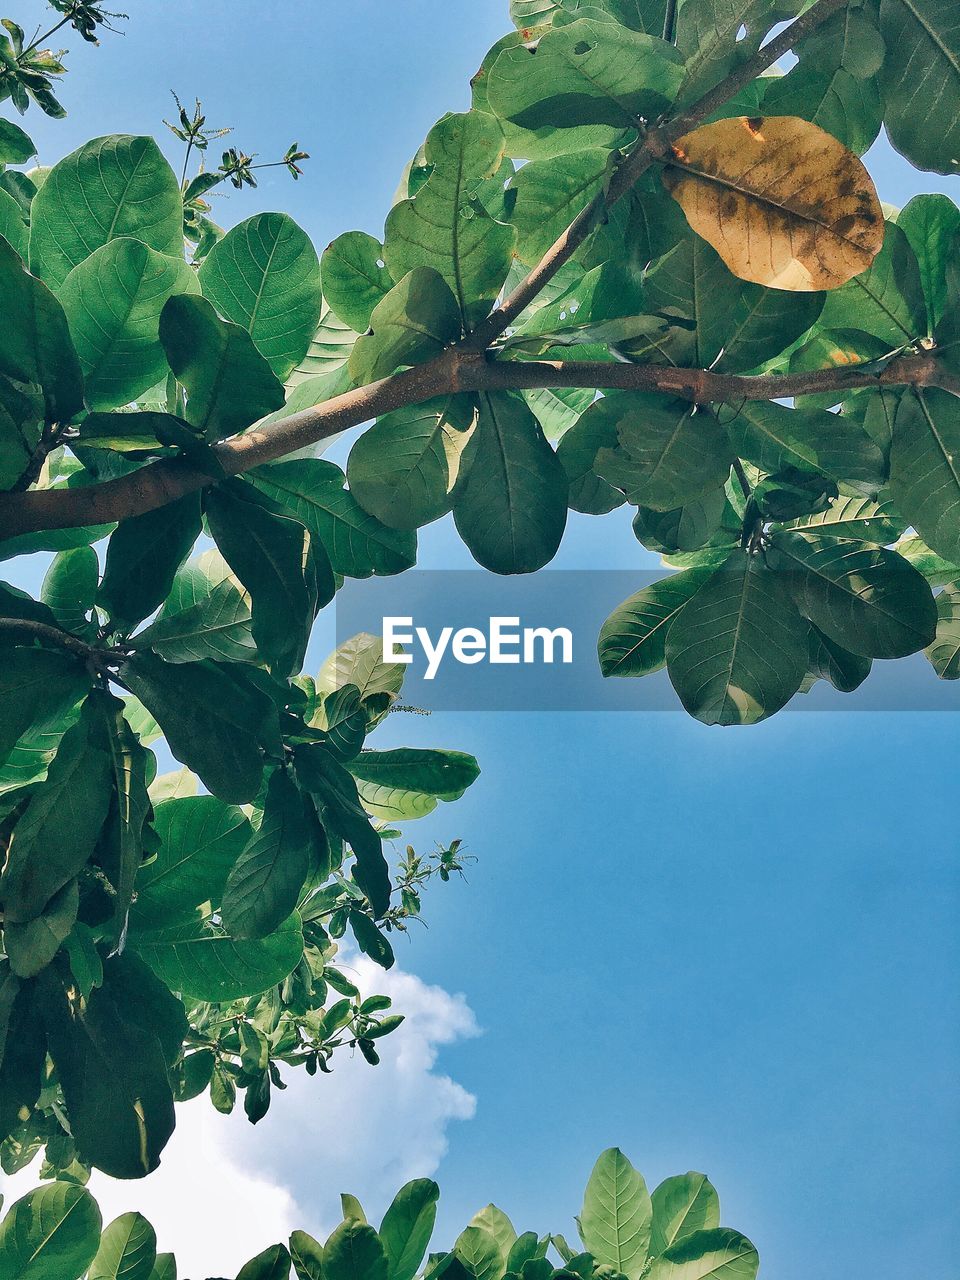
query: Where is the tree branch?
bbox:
[0,617,97,659]
[468,0,848,348]
[0,351,952,539]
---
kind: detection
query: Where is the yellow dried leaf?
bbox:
[661,116,884,291]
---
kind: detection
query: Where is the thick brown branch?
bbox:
[469,0,848,347]
[0,617,97,659]
[0,351,951,539]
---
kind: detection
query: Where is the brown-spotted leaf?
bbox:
[661,116,883,291]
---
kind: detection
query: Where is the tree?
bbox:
[0,0,956,1205]
[0,1148,761,1280]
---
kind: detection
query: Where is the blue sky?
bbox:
[5,3,960,1278]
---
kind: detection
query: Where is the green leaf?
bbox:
[323,1220,388,1280]
[0,648,87,770]
[641,234,745,370]
[317,633,406,706]
[0,968,46,1141]
[888,388,960,565]
[131,910,304,1003]
[522,387,595,442]
[486,17,683,131]
[714,284,825,375]
[39,963,176,1178]
[97,492,202,632]
[29,135,183,290]
[380,1180,440,1280]
[349,268,460,385]
[237,1244,292,1280]
[454,392,568,573]
[148,1257,176,1280]
[0,1182,102,1280]
[769,530,937,658]
[469,1208,516,1268]
[817,222,925,346]
[290,1230,325,1280]
[632,490,729,555]
[295,744,390,916]
[385,112,516,325]
[134,554,257,665]
[348,749,480,800]
[926,584,960,678]
[0,119,35,165]
[222,768,312,940]
[205,482,315,676]
[120,653,274,804]
[897,194,960,332]
[5,878,78,978]
[158,294,285,439]
[556,395,627,515]
[129,795,251,932]
[0,235,84,422]
[1,703,112,923]
[340,1195,367,1225]
[720,401,885,495]
[595,397,733,511]
[879,0,960,175]
[322,231,395,334]
[598,569,712,677]
[89,1213,157,1280]
[676,0,797,104]
[40,547,97,633]
[665,551,809,725]
[287,302,358,386]
[60,238,199,411]
[454,1227,502,1280]
[252,459,417,578]
[198,212,323,379]
[347,397,475,531]
[349,909,395,969]
[778,496,905,544]
[806,625,872,693]
[509,149,610,265]
[644,1228,758,1280]
[649,1174,720,1259]
[579,1148,652,1280]
[62,923,103,998]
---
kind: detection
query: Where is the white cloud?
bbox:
[0,960,478,1279]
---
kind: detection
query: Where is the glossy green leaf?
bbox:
[0,119,35,165]
[897,193,960,331]
[665,551,809,725]
[817,222,925,346]
[98,492,202,631]
[349,749,480,800]
[29,134,182,290]
[879,0,960,175]
[381,1180,440,1280]
[236,1244,292,1280]
[806,625,872,692]
[290,1230,325,1280]
[644,1228,758,1280]
[769,530,937,658]
[0,648,87,770]
[323,1220,388,1280]
[159,294,285,439]
[0,1182,101,1280]
[599,569,712,677]
[198,212,323,379]
[89,1212,157,1280]
[349,268,461,384]
[509,149,609,266]
[579,1148,652,1280]
[322,231,395,334]
[926,585,960,678]
[134,555,257,665]
[556,394,627,515]
[454,392,568,573]
[649,1175,720,1259]
[454,1227,502,1280]
[889,387,960,565]
[5,878,78,979]
[40,546,97,633]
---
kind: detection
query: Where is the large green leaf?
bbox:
[133,554,257,665]
[557,394,627,515]
[454,1227,501,1280]
[286,302,358,386]
[596,397,733,511]
[97,493,203,632]
[0,703,112,923]
[806,625,872,692]
[131,910,304,1003]
[643,235,746,370]
[348,748,480,800]
[322,231,394,334]
[0,648,87,769]
[380,1181,440,1280]
[509,149,610,266]
[347,397,476,530]
[817,222,926,345]
[769,530,937,658]
[60,237,198,411]
[453,392,568,573]
[879,0,960,175]
[0,969,46,1142]
[29,135,183,290]
[222,768,313,940]
[665,551,809,725]
[486,17,683,131]
[778,495,905,544]
[649,1175,720,1259]
[198,212,323,379]
[720,400,885,494]
[897,194,960,332]
[599,569,712,677]
[0,1182,102,1280]
[676,0,799,104]
[644,1228,759,1280]
[0,235,83,422]
[714,284,825,375]
[385,111,515,325]
[512,0,668,30]
[237,1245,292,1280]
[579,1148,652,1280]
[40,546,98,633]
[888,388,960,564]
[926,585,960,678]
[349,268,461,385]
[129,794,250,932]
[4,879,78,979]
[89,1213,157,1280]
[40,963,176,1179]
[252,459,417,578]
[159,294,285,439]
[324,1222,388,1280]
[120,653,274,804]
[290,1230,325,1280]
[205,482,316,676]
